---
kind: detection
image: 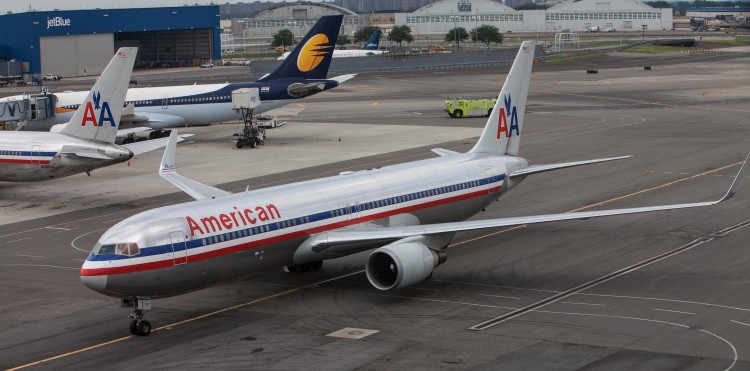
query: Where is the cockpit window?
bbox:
[95,242,140,256]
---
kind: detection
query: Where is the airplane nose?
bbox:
[81,275,107,292]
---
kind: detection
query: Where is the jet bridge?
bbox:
[0,93,56,130]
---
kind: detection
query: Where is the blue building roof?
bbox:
[0,6,220,73]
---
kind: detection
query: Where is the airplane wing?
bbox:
[305,153,749,251]
[123,134,194,156]
[159,131,231,200]
[509,156,632,178]
[61,151,112,160]
[117,127,153,138]
[122,112,188,130]
[330,74,356,84]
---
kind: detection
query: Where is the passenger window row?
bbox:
[198,178,495,248]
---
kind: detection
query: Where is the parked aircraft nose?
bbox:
[81,274,107,292]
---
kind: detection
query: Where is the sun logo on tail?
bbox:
[297,34,333,72]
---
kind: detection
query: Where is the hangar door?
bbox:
[40,33,114,78]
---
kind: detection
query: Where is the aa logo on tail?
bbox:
[80,90,116,127]
[496,94,520,139]
[297,34,333,72]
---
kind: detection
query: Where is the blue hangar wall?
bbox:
[0,6,221,76]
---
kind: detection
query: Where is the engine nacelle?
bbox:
[365,242,447,291]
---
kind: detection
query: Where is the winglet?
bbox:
[158,131,231,201]
[159,130,179,175]
[719,152,750,202]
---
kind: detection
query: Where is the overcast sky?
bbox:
[3,1,320,13]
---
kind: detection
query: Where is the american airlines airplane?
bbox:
[278,29,386,60]
[80,42,748,336]
[8,15,353,139]
[0,48,188,182]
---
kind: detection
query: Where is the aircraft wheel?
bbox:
[122,137,135,144]
[283,265,298,273]
[299,263,312,273]
[136,136,148,142]
[162,130,172,138]
[136,320,152,336]
[129,320,138,335]
[149,131,159,140]
[312,261,323,270]
[454,110,463,118]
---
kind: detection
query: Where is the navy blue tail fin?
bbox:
[363,30,381,50]
[258,15,342,82]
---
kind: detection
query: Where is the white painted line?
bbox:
[6,237,31,243]
[101,219,123,224]
[430,279,559,293]
[651,308,695,316]
[577,293,750,314]
[479,294,520,300]
[561,301,605,307]
[44,227,71,231]
[407,286,440,292]
[16,254,44,258]
[730,320,750,328]
[699,329,738,371]
[535,309,690,328]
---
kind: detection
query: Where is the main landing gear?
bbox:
[123,297,152,336]
[284,261,323,273]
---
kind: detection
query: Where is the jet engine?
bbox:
[365,242,447,291]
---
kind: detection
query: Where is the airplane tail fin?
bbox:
[469,41,534,156]
[258,15,343,82]
[58,47,137,143]
[363,30,381,50]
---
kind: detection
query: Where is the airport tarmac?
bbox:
[1,50,750,370]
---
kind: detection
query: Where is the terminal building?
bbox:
[0,6,221,77]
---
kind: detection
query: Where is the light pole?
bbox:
[641,24,647,42]
[450,16,458,50]
[472,15,478,47]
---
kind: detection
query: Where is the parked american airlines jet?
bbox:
[0,48,190,182]
[278,29,386,60]
[8,15,353,139]
[81,42,748,336]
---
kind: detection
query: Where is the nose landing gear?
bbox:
[123,297,152,336]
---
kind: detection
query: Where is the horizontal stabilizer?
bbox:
[61,151,112,160]
[510,156,631,178]
[431,148,459,157]
[159,131,231,200]
[330,74,357,84]
[123,133,194,156]
[306,153,749,251]
[117,127,153,137]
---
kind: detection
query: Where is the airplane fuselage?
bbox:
[10,78,340,131]
[81,152,528,298]
[0,132,133,181]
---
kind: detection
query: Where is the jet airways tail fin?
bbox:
[58,47,137,143]
[469,41,534,156]
[258,15,343,82]
[363,30,382,50]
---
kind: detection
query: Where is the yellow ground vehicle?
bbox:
[444,98,496,118]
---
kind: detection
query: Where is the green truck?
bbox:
[444,98,496,118]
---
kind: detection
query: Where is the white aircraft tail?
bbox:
[469,41,534,156]
[58,47,137,143]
